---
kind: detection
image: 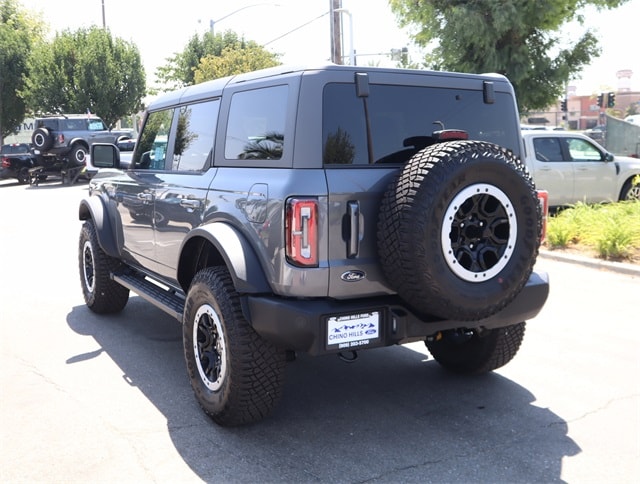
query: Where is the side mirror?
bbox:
[91,143,120,169]
[605,152,614,162]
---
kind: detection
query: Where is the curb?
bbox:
[538,249,640,276]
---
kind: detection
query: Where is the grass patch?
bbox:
[546,201,640,261]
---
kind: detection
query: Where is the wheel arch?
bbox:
[619,172,640,200]
[178,224,272,295]
[69,139,90,151]
[78,197,120,258]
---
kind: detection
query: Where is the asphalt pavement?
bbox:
[1,179,638,483]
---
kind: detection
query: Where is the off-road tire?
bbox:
[425,322,526,374]
[70,144,88,165]
[17,167,30,185]
[32,127,54,151]
[378,140,541,321]
[79,220,129,314]
[183,266,286,427]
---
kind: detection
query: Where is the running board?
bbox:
[112,272,185,321]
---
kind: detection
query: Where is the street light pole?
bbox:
[334,8,354,65]
[209,3,280,35]
[330,0,342,64]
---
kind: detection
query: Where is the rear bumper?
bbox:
[245,271,549,356]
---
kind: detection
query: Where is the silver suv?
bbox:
[78,64,549,426]
[31,114,132,166]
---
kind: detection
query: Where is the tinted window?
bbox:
[1,144,29,155]
[323,83,520,165]
[533,138,564,162]
[172,99,220,171]
[225,85,287,160]
[36,119,58,130]
[132,109,174,170]
[63,119,87,130]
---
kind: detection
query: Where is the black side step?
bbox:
[112,272,185,321]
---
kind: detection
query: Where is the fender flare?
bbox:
[181,224,271,294]
[78,196,120,258]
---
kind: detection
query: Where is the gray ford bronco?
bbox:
[32,114,133,166]
[78,64,549,426]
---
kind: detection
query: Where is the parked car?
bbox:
[31,114,133,166]
[521,130,640,206]
[583,124,606,144]
[0,143,37,184]
[78,64,549,427]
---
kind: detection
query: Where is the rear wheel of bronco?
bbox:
[79,220,129,314]
[378,140,540,321]
[32,127,53,151]
[425,322,526,374]
[70,145,88,165]
[183,267,286,427]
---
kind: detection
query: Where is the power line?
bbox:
[263,11,329,46]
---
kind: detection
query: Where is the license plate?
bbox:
[326,311,380,350]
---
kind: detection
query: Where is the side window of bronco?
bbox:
[132,109,174,170]
[224,85,287,160]
[172,99,220,171]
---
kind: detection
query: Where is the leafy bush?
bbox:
[546,201,640,260]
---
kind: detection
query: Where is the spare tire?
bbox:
[377,140,541,321]
[32,127,54,151]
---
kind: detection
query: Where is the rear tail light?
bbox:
[286,198,318,267]
[1,157,10,168]
[537,190,549,243]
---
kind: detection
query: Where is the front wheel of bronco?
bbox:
[425,322,526,374]
[378,140,541,321]
[183,267,286,427]
[78,220,129,314]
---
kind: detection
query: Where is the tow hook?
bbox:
[338,350,358,363]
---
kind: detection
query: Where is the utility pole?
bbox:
[330,0,342,64]
[101,0,106,28]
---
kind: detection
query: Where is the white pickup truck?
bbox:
[521,130,640,207]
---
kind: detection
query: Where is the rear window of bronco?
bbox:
[322,83,519,165]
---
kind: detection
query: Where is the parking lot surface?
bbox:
[1,179,638,483]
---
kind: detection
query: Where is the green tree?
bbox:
[156,30,280,89]
[389,0,628,113]
[0,0,43,140]
[23,26,145,127]
[194,44,280,83]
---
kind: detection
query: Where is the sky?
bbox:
[18,0,640,95]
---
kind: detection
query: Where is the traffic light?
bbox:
[560,99,568,112]
[608,92,616,108]
[597,93,604,108]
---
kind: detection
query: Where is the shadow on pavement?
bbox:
[67,299,579,482]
